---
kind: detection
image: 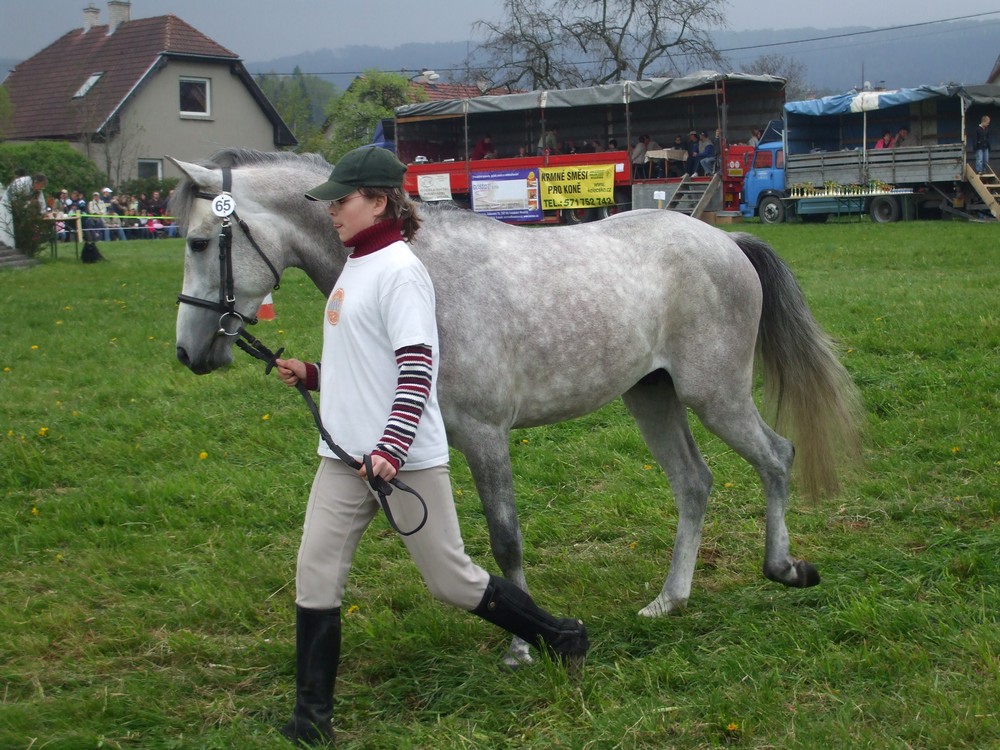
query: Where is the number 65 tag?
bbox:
[212,194,236,217]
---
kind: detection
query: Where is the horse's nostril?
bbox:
[176,346,191,366]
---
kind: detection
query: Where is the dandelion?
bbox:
[38,427,49,437]
[628,541,638,550]
[262,414,270,421]
[726,723,739,732]
[346,604,360,616]
[63,305,72,311]
[521,439,529,444]
[56,320,63,325]
[724,481,734,489]
[278,329,285,334]
[643,464,653,471]
[455,489,464,497]
[3,367,10,373]
[199,451,208,460]
[148,336,155,340]
[31,345,39,350]
[31,507,40,516]
[950,446,960,454]
[847,348,854,354]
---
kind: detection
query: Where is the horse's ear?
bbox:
[167,156,223,193]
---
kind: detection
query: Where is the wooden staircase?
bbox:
[964,164,1000,219]
[664,173,721,219]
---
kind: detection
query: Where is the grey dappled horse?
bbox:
[171,149,861,666]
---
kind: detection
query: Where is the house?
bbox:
[1,1,295,183]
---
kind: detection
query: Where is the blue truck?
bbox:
[740,84,1000,222]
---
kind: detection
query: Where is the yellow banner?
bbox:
[539,165,615,210]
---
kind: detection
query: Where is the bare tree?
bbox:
[100,113,147,187]
[470,0,728,90]
[743,54,810,101]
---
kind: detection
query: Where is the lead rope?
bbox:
[235,328,429,537]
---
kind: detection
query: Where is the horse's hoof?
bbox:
[793,560,821,588]
[502,639,533,670]
[638,594,685,618]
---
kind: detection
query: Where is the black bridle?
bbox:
[177,168,427,536]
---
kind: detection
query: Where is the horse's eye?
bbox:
[188,239,210,253]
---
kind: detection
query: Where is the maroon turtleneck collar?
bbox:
[345,219,405,258]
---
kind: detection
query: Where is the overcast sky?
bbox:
[3,1,999,63]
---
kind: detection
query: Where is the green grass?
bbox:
[1,223,998,749]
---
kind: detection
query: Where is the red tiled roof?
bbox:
[3,14,239,140]
[410,81,520,101]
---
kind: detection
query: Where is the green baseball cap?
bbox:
[305,146,407,201]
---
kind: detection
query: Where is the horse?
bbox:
[170,148,861,666]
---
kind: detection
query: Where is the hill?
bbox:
[243,21,997,96]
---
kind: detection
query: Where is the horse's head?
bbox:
[169,151,343,374]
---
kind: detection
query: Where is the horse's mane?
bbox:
[169,148,332,228]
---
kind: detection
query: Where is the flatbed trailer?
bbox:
[741,84,1000,222]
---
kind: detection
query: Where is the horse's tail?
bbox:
[731,232,863,499]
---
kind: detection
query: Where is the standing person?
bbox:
[974,115,991,174]
[273,146,589,745]
[630,135,648,178]
[86,191,108,241]
[685,131,700,176]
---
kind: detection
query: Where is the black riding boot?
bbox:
[280,606,341,746]
[471,575,589,665]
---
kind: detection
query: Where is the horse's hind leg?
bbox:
[622,373,714,617]
[454,423,532,666]
[690,388,819,589]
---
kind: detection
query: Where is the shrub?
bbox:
[0,142,107,198]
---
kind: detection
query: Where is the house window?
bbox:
[74,72,104,98]
[179,78,211,117]
[137,159,162,180]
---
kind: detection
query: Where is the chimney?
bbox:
[82,3,100,32]
[107,0,131,34]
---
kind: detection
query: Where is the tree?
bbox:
[255,67,339,148]
[319,70,426,163]
[470,0,727,90]
[743,54,810,102]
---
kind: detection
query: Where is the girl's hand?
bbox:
[274,357,306,386]
[360,453,398,483]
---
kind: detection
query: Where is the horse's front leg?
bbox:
[457,425,532,667]
[623,379,713,617]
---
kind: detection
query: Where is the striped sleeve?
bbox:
[371,343,433,471]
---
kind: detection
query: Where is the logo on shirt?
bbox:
[326,288,344,325]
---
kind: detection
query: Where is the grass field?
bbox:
[1,220,998,749]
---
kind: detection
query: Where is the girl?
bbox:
[274,146,588,745]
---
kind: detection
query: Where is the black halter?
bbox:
[176,167,281,334]
[176,168,427,536]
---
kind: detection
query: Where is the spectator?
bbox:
[684,131,702,176]
[974,115,991,174]
[891,127,914,148]
[748,128,762,148]
[699,129,720,175]
[874,129,893,150]
[537,127,558,155]
[86,191,108,241]
[471,135,496,160]
[631,135,648,178]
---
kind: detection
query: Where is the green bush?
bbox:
[1,185,50,257]
[0,141,107,198]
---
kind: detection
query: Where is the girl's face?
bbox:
[327,191,386,244]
